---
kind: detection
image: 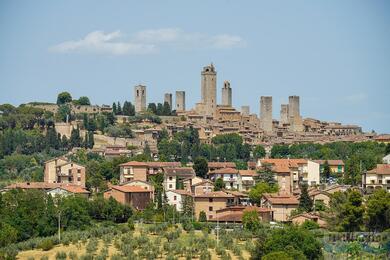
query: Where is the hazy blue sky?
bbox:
[0,0,389,133]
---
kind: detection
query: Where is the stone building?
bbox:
[221,80,232,107]
[199,63,217,116]
[175,91,186,111]
[260,96,273,132]
[280,104,289,126]
[164,93,172,109]
[241,106,250,116]
[44,157,86,187]
[134,85,146,113]
[288,96,303,132]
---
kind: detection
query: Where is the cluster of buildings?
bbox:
[3,152,390,225]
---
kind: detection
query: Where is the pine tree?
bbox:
[162,102,171,115]
[70,128,81,148]
[112,102,117,115]
[117,102,122,115]
[299,183,313,212]
[88,131,94,149]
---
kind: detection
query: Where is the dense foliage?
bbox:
[0,189,132,247]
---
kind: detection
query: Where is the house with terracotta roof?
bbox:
[193,191,235,220]
[289,212,327,228]
[163,167,195,191]
[119,161,149,183]
[191,180,214,195]
[103,185,152,210]
[166,190,193,212]
[3,182,90,198]
[315,160,345,175]
[260,193,299,222]
[308,189,331,207]
[207,162,236,171]
[182,176,205,192]
[239,170,257,191]
[44,157,86,187]
[362,164,390,193]
[208,167,242,190]
[210,206,273,223]
[47,185,90,198]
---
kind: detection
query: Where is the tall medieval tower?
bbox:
[134,84,146,113]
[260,96,273,133]
[221,80,232,107]
[201,63,217,116]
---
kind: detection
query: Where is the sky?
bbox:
[0,0,389,133]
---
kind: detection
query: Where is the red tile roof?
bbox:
[367,164,390,175]
[112,185,151,193]
[164,167,195,176]
[147,162,181,168]
[238,170,258,176]
[263,193,299,205]
[194,191,234,198]
[209,167,238,175]
[208,162,236,169]
[314,160,345,166]
[119,161,148,167]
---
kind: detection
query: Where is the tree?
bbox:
[364,189,390,232]
[193,156,208,178]
[270,145,289,158]
[253,145,266,159]
[253,226,322,259]
[76,96,90,105]
[70,128,82,148]
[322,160,332,182]
[198,211,207,222]
[298,183,313,212]
[249,182,278,205]
[386,143,390,155]
[339,190,364,232]
[162,102,171,115]
[112,102,117,115]
[117,102,122,115]
[56,104,71,122]
[148,103,157,115]
[214,178,225,191]
[88,131,94,149]
[57,92,72,105]
[242,210,261,231]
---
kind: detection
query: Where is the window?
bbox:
[338,165,342,172]
[371,180,375,184]
[169,176,173,181]
[209,206,213,211]
[379,180,382,184]
[169,184,172,189]
[68,169,72,174]
[209,198,213,203]
[230,174,233,179]
[209,215,213,219]
[174,196,177,201]
[77,177,81,181]
[77,169,81,173]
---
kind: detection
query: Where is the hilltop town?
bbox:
[0,64,389,259]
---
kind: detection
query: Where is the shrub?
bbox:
[55,251,67,260]
[68,251,78,260]
[127,218,135,230]
[39,239,54,251]
[301,220,320,230]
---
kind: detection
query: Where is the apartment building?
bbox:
[44,157,86,187]
[362,164,390,193]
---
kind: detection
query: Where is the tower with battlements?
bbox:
[201,63,217,116]
[134,85,146,113]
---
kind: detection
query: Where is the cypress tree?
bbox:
[299,183,313,212]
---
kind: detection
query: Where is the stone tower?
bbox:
[288,96,303,132]
[221,81,232,107]
[176,91,185,111]
[280,104,289,126]
[201,63,217,116]
[241,106,250,116]
[164,93,172,109]
[260,96,273,132]
[134,85,146,113]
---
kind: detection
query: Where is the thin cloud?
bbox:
[49,28,245,55]
[345,93,367,104]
